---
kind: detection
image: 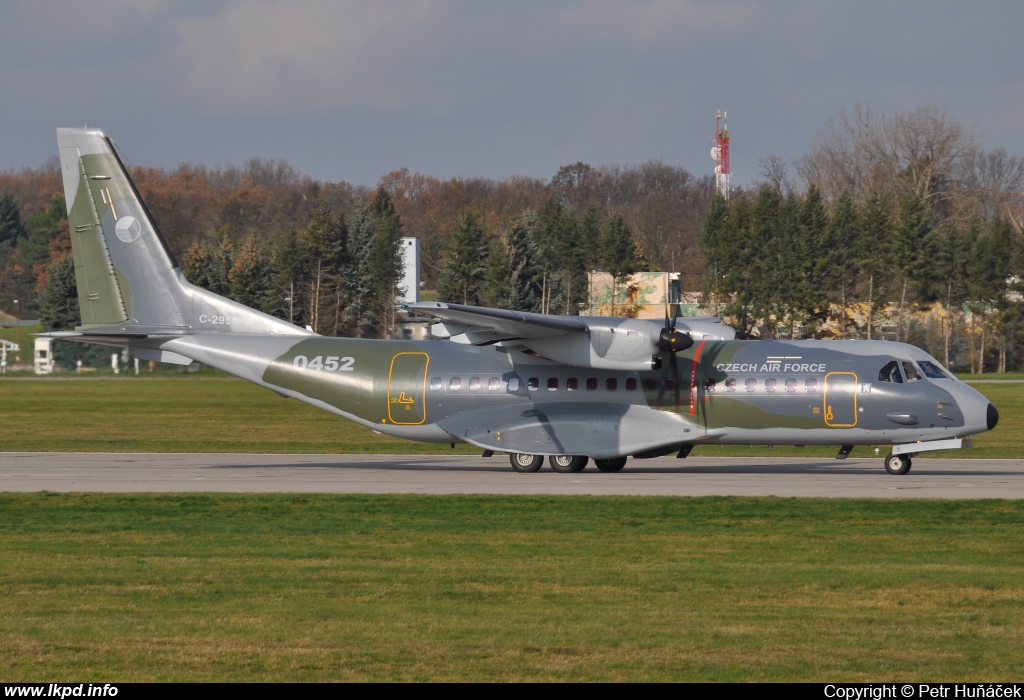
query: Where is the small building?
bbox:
[34,337,54,374]
[587,271,702,318]
[398,237,421,305]
[0,340,19,373]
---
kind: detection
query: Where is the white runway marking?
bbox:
[1,453,1023,498]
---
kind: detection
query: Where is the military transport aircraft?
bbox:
[49,127,998,475]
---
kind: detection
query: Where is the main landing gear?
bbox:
[550,455,589,473]
[884,453,912,475]
[508,453,618,473]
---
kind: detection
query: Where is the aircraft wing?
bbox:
[403,301,735,370]
[402,301,587,344]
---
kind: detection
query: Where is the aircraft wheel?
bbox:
[594,457,627,473]
[510,453,544,473]
[550,455,588,473]
[884,453,912,475]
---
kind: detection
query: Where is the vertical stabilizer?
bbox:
[56,128,310,336]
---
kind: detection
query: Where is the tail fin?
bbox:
[56,127,309,336]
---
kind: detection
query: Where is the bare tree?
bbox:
[796,102,979,217]
[955,147,1024,222]
[756,155,794,193]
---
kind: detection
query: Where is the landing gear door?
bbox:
[388,352,429,425]
[824,371,858,427]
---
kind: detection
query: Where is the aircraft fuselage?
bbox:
[165,332,996,460]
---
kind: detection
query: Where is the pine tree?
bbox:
[931,219,971,365]
[366,187,405,338]
[579,205,601,270]
[856,192,893,340]
[229,235,275,314]
[347,202,376,337]
[437,210,489,305]
[699,193,730,316]
[825,190,859,337]
[504,212,542,313]
[892,192,933,341]
[480,235,511,308]
[271,229,307,327]
[602,213,638,316]
[0,190,27,245]
[302,204,347,334]
[38,255,79,331]
[796,184,831,332]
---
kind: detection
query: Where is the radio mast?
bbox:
[711,110,731,199]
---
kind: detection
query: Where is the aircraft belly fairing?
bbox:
[437,402,698,459]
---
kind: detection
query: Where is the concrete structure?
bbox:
[33,337,53,374]
[398,237,421,305]
[587,271,702,319]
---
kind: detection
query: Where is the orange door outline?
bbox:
[387,352,429,425]
[823,371,858,427]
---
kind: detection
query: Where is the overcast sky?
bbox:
[2,1,1022,188]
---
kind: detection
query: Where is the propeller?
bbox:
[655,304,694,406]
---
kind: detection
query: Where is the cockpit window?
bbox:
[902,361,922,382]
[878,360,903,384]
[917,360,952,379]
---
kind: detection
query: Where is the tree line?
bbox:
[0,157,674,333]
[710,103,1024,372]
[1,103,1022,370]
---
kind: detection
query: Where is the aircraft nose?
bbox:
[988,403,999,431]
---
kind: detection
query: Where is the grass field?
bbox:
[0,375,1018,457]
[1,493,1022,682]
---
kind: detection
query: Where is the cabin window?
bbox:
[665,379,676,392]
[917,361,951,379]
[430,377,442,391]
[704,378,717,393]
[805,378,818,393]
[644,378,657,392]
[725,378,737,393]
[449,377,461,391]
[469,377,481,392]
[606,378,618,391]
[902,361,922,382]
[547,377,558,391]
[785,378,797,393]
[765,378,777,393]
[745,378,757,392]
[878,360,903,383]
[488,377,500,391]
[528,377,539,391]
[508,377,520,391]
[625,378,637,391]
[586,378,598,391]
[567,378,579,391]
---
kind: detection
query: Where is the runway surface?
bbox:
[1,452,1022,498]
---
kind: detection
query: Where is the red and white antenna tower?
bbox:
[711,110,730,199]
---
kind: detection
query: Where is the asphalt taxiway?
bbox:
[1,452,1022,498]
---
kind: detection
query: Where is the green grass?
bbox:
[0,376,1018,457]
[0,376,478,454]
[1,494,1022,681]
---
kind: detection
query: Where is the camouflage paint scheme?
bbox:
[50,128,997,469]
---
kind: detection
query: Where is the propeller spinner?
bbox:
[655,308,694,406]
